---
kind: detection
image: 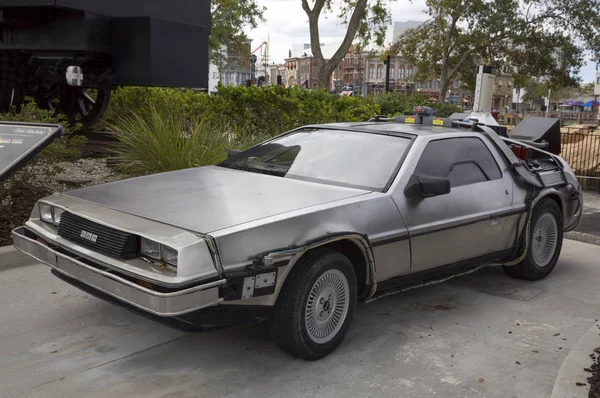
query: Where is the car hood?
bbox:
[64,165,369,233]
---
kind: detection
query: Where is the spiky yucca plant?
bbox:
[108,107,260,176]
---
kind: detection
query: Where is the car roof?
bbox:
[303,122,469,137]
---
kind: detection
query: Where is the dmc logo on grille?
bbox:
[79,230,98,243]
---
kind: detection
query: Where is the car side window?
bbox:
[414,137,502,188]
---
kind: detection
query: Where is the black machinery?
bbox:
[0,0,210,127]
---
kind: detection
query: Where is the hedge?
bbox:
[103,85,463,139]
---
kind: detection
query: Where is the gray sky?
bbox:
[245,0,598,83]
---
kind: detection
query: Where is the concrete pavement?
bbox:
[566,191,600,246]
[1,239,599,398]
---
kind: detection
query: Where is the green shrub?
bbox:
[429,102,464,118]
[107,107,266,176]
[374,92,429,116]
[105,85,381,139]
[373,92,462,118]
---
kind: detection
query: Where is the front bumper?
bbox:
[11,227,224,317]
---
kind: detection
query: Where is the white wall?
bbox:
[512,88,526,104]
[208,62,220,94]
[595,71,600,96]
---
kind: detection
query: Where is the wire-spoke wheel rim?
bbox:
[532,212,558,267]
[305,269,350,344]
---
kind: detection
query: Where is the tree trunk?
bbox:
[439,80,451,103]
[302,0,368,89]
[438,64,449,102]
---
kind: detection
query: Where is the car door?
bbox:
[392,135,522,274]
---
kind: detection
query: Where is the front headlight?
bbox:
[162,245,178,266]
[140,237,178,267]
[52,207,65,225]
[39,203,65,226]
[141,238,161,260]
[39,203,53,223]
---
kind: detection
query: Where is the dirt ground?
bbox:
[0,158,119,246]
[589,347,600,398]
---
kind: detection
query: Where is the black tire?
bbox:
[503,198,563,280]
[270,249,357,360]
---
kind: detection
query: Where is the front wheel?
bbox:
[270,249,357,360]
[503,198,563,280]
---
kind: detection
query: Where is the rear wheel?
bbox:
[270,249,357,360]
[503,198,563,280]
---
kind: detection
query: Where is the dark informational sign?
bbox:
[0,122,63,183]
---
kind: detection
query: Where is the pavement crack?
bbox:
[501,334,564,353]
[29,335,191,391]
[85,335,190,371]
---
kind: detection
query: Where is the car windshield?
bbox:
[219,129,411,191]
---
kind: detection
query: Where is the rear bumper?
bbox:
[564,193,583,232]
[11,227,224,317]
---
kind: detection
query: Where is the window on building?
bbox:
[390,65,395,79]
[407,68,413,77]
[434,79,440,89]
[426,80,432,89]
[454,80,460,88]
[417,82,422,89]
[597,77,600,84]
[369,65,375,79]
[377,66,383,79]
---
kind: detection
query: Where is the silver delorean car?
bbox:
[13,114,582,360]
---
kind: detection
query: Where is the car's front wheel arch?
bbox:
[312,239,371,300]
[270,248,358,359]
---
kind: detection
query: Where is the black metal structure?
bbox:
[0,0,210,127]
[509,117,561,155]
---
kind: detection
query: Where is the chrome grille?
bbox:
[58,212,139,259]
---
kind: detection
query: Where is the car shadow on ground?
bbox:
[85,265,524,365]
[26,252,598,397]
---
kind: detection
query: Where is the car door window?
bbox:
[414,137,502,187]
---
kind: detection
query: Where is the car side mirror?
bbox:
[404,174,451,198]
[227,149,242,159]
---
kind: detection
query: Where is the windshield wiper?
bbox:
[221,163,286,177]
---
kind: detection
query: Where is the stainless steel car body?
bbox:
[12,122,582,321]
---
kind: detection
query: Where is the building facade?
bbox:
[269,63,288,86]
[208,39,253,93]
[270,39,514,108]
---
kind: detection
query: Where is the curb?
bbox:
[565,231,600,247]
[551,321,600,398]
[0,245,38,271]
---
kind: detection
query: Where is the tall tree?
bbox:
[301,0,398,88]
[210,0,266,66]
[392,0,600,102]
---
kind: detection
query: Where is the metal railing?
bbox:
[560,131,600,191]
[524,110,599,123]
